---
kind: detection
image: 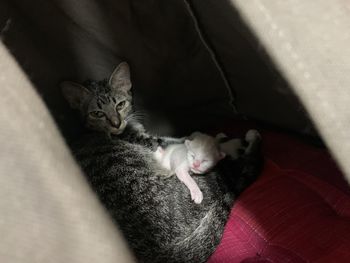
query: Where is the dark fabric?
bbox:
[189,0,315,134]
[0,0,235,140]
[0,0,316,141]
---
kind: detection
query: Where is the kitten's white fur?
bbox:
[154,132,225,204]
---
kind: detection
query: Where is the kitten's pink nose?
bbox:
[193,160,201,168]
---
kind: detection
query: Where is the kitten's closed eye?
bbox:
[89,111,105,118]
[116,100,126,110]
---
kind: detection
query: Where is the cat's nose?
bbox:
[110,117,121,128]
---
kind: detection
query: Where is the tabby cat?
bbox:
[61,62,263,263]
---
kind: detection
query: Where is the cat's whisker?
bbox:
[128,114,144,119]
[131,112,147,119]
[127,111,148,123]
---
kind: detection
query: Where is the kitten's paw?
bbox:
[190,189,203,204]
[245,129,261,142]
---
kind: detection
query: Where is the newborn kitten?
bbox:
[154,132,225,204]
[217,129,261,159]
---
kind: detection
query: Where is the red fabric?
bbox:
[207,127,350,263]
[208,160,350,263]
[260,130,350,196]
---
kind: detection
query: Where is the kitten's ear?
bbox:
[188,131,201,140]
[109,62,132,92]
[61,81,92,110]
[219,151,226,160]
[215,133,227,142]
[185,139,191,148]
[156,146,164,154]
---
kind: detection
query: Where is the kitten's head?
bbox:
[185,132,225,174]
[61,62,132,135]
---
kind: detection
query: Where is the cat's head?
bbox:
[61,62,132,135]
[185,132,225,174]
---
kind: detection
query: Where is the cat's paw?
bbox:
[190,189,203,204]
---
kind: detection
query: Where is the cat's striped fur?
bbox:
[72,126,262,263]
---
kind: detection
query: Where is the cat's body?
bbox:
[62,62,263,263]
[154,132,225,204]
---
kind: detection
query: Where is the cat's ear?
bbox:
[61,81,92,110]
[109,62,132,92]
[215,133,227,141]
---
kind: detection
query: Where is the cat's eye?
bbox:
[116,100,126,110]
[89,111,105,118]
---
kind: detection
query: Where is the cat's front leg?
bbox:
[128,120,146,133]
[175,167,203,204]
[158,136,186,148]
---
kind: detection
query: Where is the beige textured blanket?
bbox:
[0,42,134,262]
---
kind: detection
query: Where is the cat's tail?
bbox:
[179,204,229,262]
[154,202,230,263]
